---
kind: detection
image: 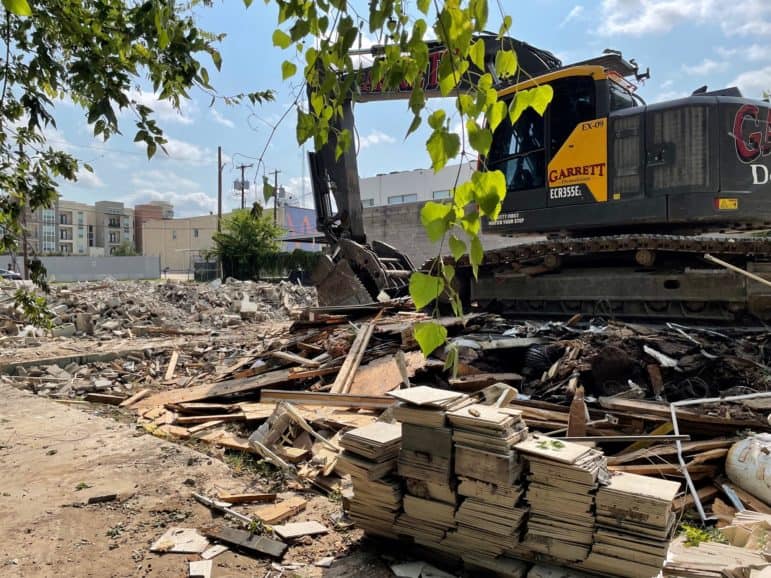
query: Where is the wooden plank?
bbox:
[260,390,395,409]
[718,481,771,514]
[609,463,718,478]
[164,350,180,381]
[174,413,245,425]
[84,393,126,405]
[188,420,224,435]
[449,372,523,391]
[136,368,324,408]
[348,351,426,396]
[331,321,375,394]
[254,496,307,524]
[204,526,286,559]
[614,422,674,456]
[270,350,321,367]
[607,438,734,466]
[198,430,255,453]
[273,521,328,540]
[119,388,151,408]
[673,485,719,512]
[216,493,276,504]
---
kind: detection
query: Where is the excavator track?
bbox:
[433,235,771,322]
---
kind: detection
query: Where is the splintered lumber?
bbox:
[216,493,276,504]
[348,351,426,396]
[607,438,734,465]
[204,526,286,559]
[673,485,719,512]
[331,321,376,394]
[84,393,126,405]
[119,388,151,407]
[449,373,523,391]
[135,368,318,407]
[269,350,321,368]
[174,413,245,425]
[260,390,395,409]
[188,420,225,435]
[254,496,307,524]
[164,350,180,381]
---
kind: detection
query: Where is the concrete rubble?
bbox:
[2,282,771,577]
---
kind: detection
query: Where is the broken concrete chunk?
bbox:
[150,527,209,554]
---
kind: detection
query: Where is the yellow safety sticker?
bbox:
[717,198,738,210]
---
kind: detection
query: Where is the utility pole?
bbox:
[235,163,254,210]
[217,146,223,233]
[268,169,281,225]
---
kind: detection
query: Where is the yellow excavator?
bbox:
[309,35,771,321]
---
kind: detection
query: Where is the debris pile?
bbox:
[0,278,317,338]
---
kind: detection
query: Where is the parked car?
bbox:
[0,268,22,280]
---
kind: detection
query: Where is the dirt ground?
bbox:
[0,384,394,578]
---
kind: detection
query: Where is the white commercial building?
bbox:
[359,161,475,207]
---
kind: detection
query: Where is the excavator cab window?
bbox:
[549,76,597,156]
[609,80,638,111]
[487,107,546,192]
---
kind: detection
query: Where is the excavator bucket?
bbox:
[311,239,415,306]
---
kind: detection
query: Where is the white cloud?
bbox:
[211,109,235,128]
[560,5,584,27]
[684,58,727,76]
[127,89,195,125]
[358,129,396,150]
[131,169,200,192]
[75,167,104,189]
[731,66,771,99]
[600,0,771,37]
[282,176,313,208]
[717,44,767,62]
[134,137,209,165]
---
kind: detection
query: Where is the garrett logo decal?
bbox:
[733,104,771,164]
[548,163,606,184]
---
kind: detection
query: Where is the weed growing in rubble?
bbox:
[74,482,92,491]
[224,450,277,479]
[680,523,728,547]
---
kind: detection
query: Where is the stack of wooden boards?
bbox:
[443,403,529,561]
[390,386,469,548]
[338,386,682,578]
[516,435,609,562]
[337,421,402,538]
[583,472,680,578]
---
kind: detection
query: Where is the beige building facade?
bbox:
[141,213,221,271]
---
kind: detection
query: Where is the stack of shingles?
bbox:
[582,472,680,578]
[514,434,608,563]
[442,403,530,576]
[389,386,470,550]
[336,421,402,538]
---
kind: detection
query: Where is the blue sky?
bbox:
[53,0,771,217]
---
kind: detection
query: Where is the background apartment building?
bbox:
[134,201,174,253]
[94,201,134,254]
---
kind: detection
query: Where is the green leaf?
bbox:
[82,163,94,173]
[469,235,484,279]
[453,181,474,207]
[272,29,292,49]
[443,343,459,375]
[409,272,445,310]
[426,130,459,172]
[438,53,457,97]
[408,87,425,115]
[498,15,512,38]
[281,60,297,80]
[2,0,31,16]
[469,39,485,70]
[413,321,448,357]
[472,170,506,220]
[243,0,253,6]
[449,235,466,260]
[529,84,554,115]
[470,0,488,31]
[406,114,422,138]
[487,100,507,133]
[420,201,453,242]
[427,109,446,130]
[443,263,455,282]
[417,0,430,15]
[467,120,492,157]
[494,49,518,79]
[461,212,481,236]
[296,108,314,144]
